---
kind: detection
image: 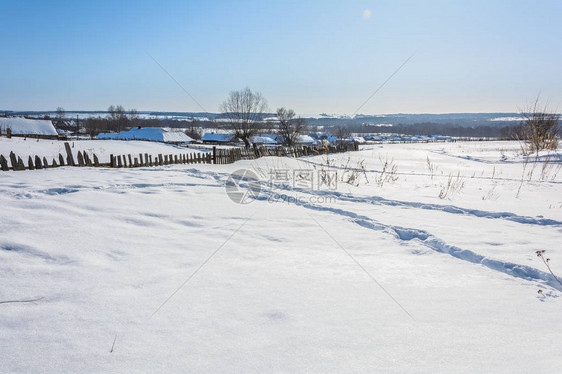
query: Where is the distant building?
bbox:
[317,135,338,145]
[0,117,58,139]
[294,134,316,145]
[350,136,366,144]
[201,133,239,144]
[96,127,193,144]
[251,134,282,145]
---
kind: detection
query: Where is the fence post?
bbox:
[128,154,133,167]
[77,151,85,166]
[0,155,8,171]
[35,156,43,169]
[28,156,35,170]
[42,157,48,168]
[64,142,75,166]
[9,152,17,170]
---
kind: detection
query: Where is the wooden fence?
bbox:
[0,142,358,172]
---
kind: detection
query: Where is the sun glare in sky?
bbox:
[362,9,372,20]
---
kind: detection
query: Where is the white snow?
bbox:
[0,117,58,136]
[490,116,526,121]
[0,140,561,372]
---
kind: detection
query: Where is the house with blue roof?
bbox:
[201,133,239,144]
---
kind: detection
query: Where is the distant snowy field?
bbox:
[0,138,206,164]
[0,141,561,372]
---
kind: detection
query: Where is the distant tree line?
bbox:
[338,122,528,139]
[81,106,141,137]
[50,97,558,142]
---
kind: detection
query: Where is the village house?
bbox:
[96,127,193,144]
[201,133,240,145]
[0,117,59,139]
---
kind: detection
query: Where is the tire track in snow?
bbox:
[271,185,562,227]
[179,168,562,228]
[253,187,562,291]
[429,149,562,165]
[5,166,556,289]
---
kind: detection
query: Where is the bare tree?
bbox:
[332,125,350,144]
[128,109,139,127]
[56,107,65,121]
[84,117,107,137]
[518,98,559,152]
[276,107,307,146]
[107,105,127,132]
[220,87,268,147]
[182,118,201,140]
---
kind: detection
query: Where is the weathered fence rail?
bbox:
[0,142,358,172]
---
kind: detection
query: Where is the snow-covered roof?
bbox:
[0,117,58,136]
[201,133,237,142]
[295,135,316,144]
[261,134,284,142]
[251,135,278,144]
[351,136,366,143]
[96,127,193,143]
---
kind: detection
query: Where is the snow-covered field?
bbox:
[1,141,561,372]
[0,138,206,164]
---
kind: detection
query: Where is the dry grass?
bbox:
[438,172,465,199]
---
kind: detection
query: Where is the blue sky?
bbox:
[1,0,561,114]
